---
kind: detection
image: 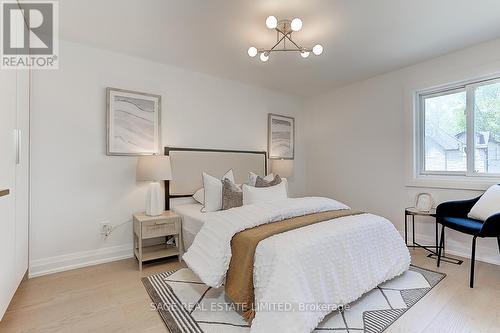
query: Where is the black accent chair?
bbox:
[436,188,500,288]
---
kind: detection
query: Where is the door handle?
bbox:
[14,129,21,165]
[0,189,9,197]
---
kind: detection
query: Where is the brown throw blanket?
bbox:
[225,209,364,321]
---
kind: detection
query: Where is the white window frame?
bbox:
[467,77,500,178]
[415,75,500,183]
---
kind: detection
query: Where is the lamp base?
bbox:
[146,181,163,216]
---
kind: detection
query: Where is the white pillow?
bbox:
[248,172,274,186]
[202,169,235,212]
[281,178,289,195]
[468,184,500,221]
[193,188,204,205]
[242,181,288,205]
[193,181,244,205]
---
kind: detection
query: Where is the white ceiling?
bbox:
[59,0,500,97]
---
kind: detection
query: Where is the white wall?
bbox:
[29,40,305,277]
[304,38,500,265]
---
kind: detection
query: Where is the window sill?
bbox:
[406,175,499,191]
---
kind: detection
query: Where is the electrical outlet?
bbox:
[100,221,113,237]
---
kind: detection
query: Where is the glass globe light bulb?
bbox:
[312,44,323,55]
[265,16,278,29]
[260,52,269,62]
[291,18,303,32]
[301,51,310,58]
[248,47,258,58]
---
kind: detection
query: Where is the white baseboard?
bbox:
[398,229,500,266]
[29,244,134,278]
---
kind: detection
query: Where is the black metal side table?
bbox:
[405,207,463,265]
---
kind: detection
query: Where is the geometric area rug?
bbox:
[142,265,445,333]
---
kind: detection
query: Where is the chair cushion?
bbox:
[441,217,483,235]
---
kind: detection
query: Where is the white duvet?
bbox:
[182,197,410,333]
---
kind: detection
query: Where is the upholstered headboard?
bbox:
[164,147,267,209]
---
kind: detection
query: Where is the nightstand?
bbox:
[133,211,183,270]
[404,207,462,265]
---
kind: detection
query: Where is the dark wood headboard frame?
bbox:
[164,147,267,210]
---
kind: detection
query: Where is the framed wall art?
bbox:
[106,88,161,156]
[268,113,295,160]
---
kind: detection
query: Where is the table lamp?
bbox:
[137,155,172,216]
[271,159,294,178]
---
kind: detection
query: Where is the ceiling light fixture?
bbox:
[259,52,269,62]
[312,44,324,56]
[265,15,278,29]
[247,46,258,57]
[248,16,323,62]
[290,18,303,32]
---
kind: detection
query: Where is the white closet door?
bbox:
[0,69,18,320]
[15,68,30,281]
[0,3,30,318]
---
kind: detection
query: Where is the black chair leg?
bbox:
[497,237,500,255]
[470,236,477,288]
[437,224,445,267]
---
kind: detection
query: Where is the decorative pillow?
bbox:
[255,174,282,187]
[202,169,235,212]
[242,181,288,205]
[248,172,274,186]
[193,188,204,205]
[468,184,500,221]
[255,176,289,195]
[222,179,243,210]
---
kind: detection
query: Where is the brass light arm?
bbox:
[283,33,305,51]
[262,33,288,53]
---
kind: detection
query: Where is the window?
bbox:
[418,77,500,177]
[473,81,500,174]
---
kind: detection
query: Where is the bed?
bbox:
[165,147,410,333]
[170,198,205,250]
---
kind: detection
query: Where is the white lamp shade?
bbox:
[313,44,324,55]
[266,16,278,29]
[271,159,294,178]
[291,18,302,32]
[248,46,258,57]
[137,155,172,181]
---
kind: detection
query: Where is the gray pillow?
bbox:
[221,179,243,210]
[255,174,282,187]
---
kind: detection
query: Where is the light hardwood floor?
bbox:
[0,249,498,333]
